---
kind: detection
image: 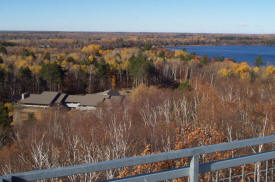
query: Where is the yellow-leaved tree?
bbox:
[82,44,101,56]
[29,65,42,75]
[234,62,251,80]
[266,66,275,76]
[218,68,233,78]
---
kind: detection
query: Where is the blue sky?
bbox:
[1,0,275,34]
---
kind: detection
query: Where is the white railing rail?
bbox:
[1,135,275,182]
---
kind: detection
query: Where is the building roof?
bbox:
[21,91,60,106]
[20,89,123,108]
[65,94,108,106]
[55,93,68,104]
[100,89,120,96]
[81,94,108,106]
[65,95,85,103]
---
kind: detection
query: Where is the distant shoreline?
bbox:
[0,30,275,36]
[166,45,275,47]
[167,45,275,66]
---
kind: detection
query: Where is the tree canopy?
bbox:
[128,53,155,85]
[254,55,263,67]
[0,104,11,128]
[40,62,64,90]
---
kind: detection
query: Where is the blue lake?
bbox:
[168,46,275,66]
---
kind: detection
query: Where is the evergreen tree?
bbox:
[0,46,7,55]
[18,67,33,92]
[254,55,263,67]
[40,62,64,90]
[0,104,10,128]
[0,104,12,147]
[96,58,109,78]
[128,53,155,85]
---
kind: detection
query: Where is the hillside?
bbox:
[0,32,274,181]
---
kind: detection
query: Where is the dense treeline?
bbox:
[0,45,171,100]
[1,39,275,102]
[2,32,275,49]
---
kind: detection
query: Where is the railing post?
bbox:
[189,155,199,182]
[254,163,257,182]
[242,165,245,182]
[265,161,268,182]
[0,176,5,182]
[0,176,10,182]
[229,168,232,182]
[216,171,219,182]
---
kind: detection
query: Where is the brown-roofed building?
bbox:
[65,93,109,110]
[64,90,121,110]
[101,89,120,96]
[15,91,62,123]
[55,93,68,105]
[19,90,123,110]
[20,91,61,107]
[81,94,109,107]
[15,90,125,124]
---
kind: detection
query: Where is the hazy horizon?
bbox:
[1,30,275,36]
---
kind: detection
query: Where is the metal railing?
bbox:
[1,135,275,182]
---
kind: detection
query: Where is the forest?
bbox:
[0,31,274,181]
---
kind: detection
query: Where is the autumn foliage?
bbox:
[0,32,274,181]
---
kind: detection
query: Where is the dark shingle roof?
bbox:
[65,95,84,103]
[20,90,122,108]
[101,90,120,96]
[65,94,108,106]
[55,93,68,104]
[21,91,60,105]
[81,94,108,106]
